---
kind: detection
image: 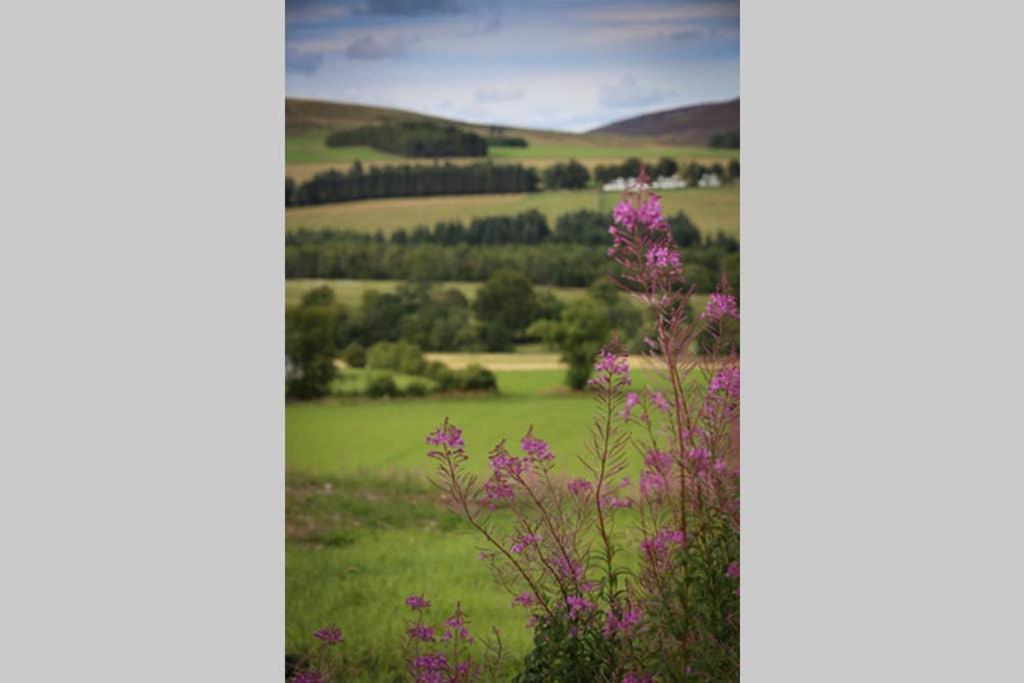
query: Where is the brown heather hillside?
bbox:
[589,98,739,146]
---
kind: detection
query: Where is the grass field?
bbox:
[285,185,739,239]
[286,358,693,677]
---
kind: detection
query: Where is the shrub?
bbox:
[340,342,366,368]
[365,374,398,398]
[405,381,429,397]
[285,305,337,399]
[458,364,497,392]
[709,130,740,148]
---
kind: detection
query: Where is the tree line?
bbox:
[286,209,708,249]
[288,161,540,206]
[325,122,488,157]
[285,241,738,292]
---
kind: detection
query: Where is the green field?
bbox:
[286,185,739,239]
[286,360,699,676]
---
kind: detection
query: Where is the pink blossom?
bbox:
[645,245,682,272]
[621,673,653,683]
[425,420,463,450]
[637,195,665,228]
[313,625,343,645]
[567,477,593,497]
[510,533,542,553]
[594,348,630,378]
[605,606,643,637]
[565,595,595,619]
[622,391,640,418]
[512,592,537,608]
[406,624,435,641]
[639,470,666,497]
[726,561,740,579]
[708,367,740,399]
[520,431,554,462]
[640,528,687,562]
[649,390,671,412]
[405,595,431,610]
[612,200,637,229]
[602,496,632,510]
[702,292,739,322]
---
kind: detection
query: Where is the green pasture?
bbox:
[287,357,712,678]
[285,185,739,239]
[287,366,686,481]
[287,133,401,164]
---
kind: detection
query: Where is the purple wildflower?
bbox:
[612,200,637,229]
[407,624,435,641]
[602,496,632,510]
[482,473,515,504]
[426,420,464,449]
[511,533,541,553]
[594,348,630,378]
[640,528,687,562]
[512,592,537,608]
[726,561,740,579]
[636,195,665,228]
[442,613,472,642]
[621,673,653,683]
[605,606,643,637]
[649,390,671,412]
[565,595,595,619]
[622,391,640,418]
[567,477,593,497]
[708,367,740,399]
[292,670,324,683]
[645,245,682,273]
[639,470,666,497]
[313,625,343,645]
[411,653,449,683]
[702,292,739,322]
[405,595,431,611]
[520,431,554,462]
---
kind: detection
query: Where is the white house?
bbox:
[602,175,688,192]
[697,173,722,188]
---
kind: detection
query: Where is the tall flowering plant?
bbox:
[426,171,739,682]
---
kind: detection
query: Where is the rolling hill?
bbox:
[589,98,739,146]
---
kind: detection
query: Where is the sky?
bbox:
[286,0,739,133]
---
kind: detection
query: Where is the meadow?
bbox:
[286,360,693,678]
[285,185,740,239]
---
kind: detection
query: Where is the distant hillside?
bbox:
[286,98,656,148]
[589,99,739,146]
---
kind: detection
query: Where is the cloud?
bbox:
[286,48,325,74]
[286,0,354,23]
[666,25,710,41]
[364,0,462,14]
[474,88,524,103]
[598,76,675,109]
[345,34,419,59]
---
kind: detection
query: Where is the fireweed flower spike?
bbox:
[405,595,431,610]
[423,168,739,679]
[313,625,343,645]
[702,292,739,322]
